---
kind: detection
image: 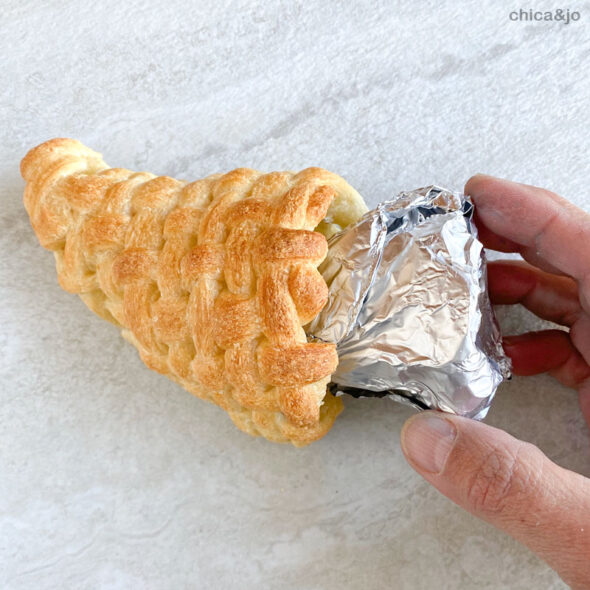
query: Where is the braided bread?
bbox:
[22,139,367,445]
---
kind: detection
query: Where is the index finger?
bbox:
[465,174,590,282]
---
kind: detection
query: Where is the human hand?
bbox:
[400,175,590,589]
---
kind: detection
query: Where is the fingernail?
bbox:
[401,413,457,474]
[466,172,491,185]
[465,174,492,197]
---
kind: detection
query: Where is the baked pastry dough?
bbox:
[22,139,367,445]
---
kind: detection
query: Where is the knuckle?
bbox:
[466,442,539,516]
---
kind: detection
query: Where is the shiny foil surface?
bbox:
[309,186,511,419]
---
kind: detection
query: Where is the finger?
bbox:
[472,207,522,253]
[487,261,581,326]
[503,330,590,388]
[474,207,566,276]
[466,175,590,292]
[401,412,590,589]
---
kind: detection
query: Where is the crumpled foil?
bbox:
[308,186,511,420]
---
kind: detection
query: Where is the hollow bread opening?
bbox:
[315,185,368,240]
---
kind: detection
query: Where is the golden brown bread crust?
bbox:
[22,138,367,445]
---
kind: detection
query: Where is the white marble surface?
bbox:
[1,1,589,588]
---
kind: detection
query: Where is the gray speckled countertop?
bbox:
[1,1,589,588]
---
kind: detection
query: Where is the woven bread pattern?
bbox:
[22,139,366,445]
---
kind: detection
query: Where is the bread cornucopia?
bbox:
[22,139,367,445]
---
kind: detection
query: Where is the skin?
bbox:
[400,175,590,588]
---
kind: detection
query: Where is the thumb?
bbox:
[401,412,590,589]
